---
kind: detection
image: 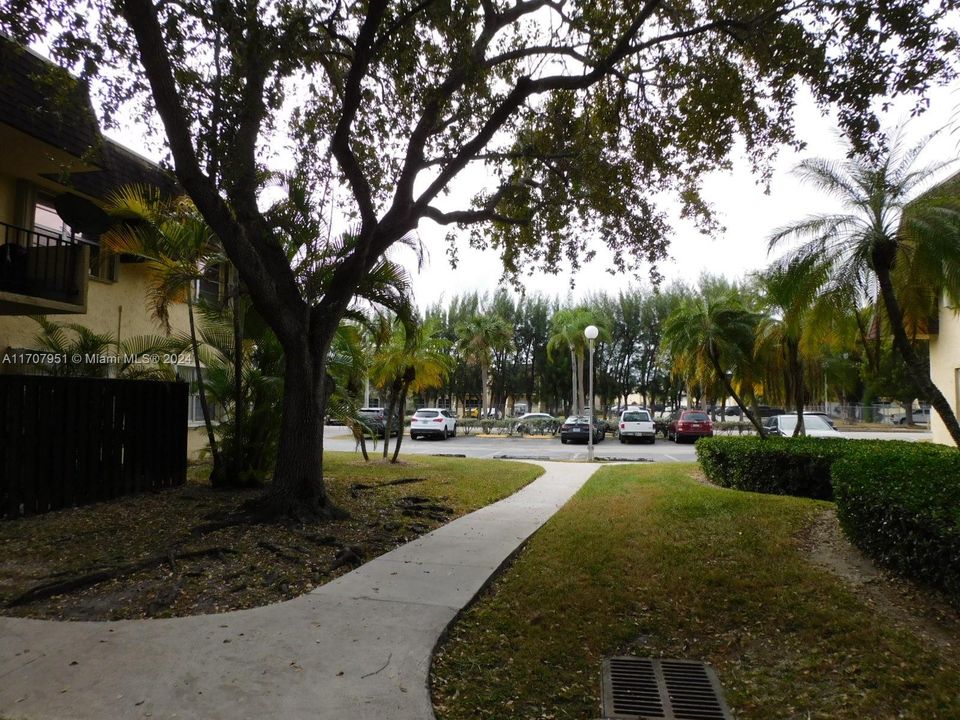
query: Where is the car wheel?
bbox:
[451,424,457,438]
[410,433,418,441]
[619,437,625,444]
[561,437,568,444]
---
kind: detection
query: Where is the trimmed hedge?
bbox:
[832,443,960,598]
[696,435,849,500]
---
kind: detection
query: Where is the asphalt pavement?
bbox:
[324,426,931,462]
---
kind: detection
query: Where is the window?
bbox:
[88,243,119,282]
[177,364,220,425]
[195,263,223,304]
[33,196,67,237]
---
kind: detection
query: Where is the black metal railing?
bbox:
[0,220,86,303]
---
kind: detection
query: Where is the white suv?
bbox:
[410,408,458,440]
[618,408,656,444]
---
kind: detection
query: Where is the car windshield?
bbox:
[623,411,649,422]
[564,416,589,424]
[683,412,709,421]
[414,410,439,418]
[779,414,832,431]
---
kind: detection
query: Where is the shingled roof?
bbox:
[0,36,178,200]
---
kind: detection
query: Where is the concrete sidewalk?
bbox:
[0,461,599,720]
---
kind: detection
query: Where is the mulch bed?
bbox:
[0,463,466,620]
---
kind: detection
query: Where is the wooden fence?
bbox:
[0,375,188,518]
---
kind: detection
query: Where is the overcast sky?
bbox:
[100,73,959,314]
[393,83,960,311]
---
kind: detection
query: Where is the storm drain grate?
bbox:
[601,657,733,720]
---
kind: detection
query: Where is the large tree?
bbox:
[6,1,956,515]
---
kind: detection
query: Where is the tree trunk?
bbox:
[391,381,410,463]
[358,426,369,461]
[569,347,577,415]
[479,362,489,418]
[382,380,401,459]
[876,266,960,447]
[230,267,245,479]
[788,339,805,437]
[187,293,224,485]
[708,350,766,437]
[261,345,343,518]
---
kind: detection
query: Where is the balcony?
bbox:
[0,221,89,315]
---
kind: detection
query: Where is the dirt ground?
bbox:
[801,509,960,651]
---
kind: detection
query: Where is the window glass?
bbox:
[177,365,220,424]
[623,411,649,422]
[415,410,439,418]
[33,197,67,237]
[684,411,709,421]
[195,263,222,304]
[88,243,118,281]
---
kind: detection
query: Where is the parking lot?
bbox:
[323,426,931,463]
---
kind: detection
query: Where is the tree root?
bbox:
[349,477,426,496]
[6,547,237,608]
[258,540,304,563]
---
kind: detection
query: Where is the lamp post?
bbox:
[584,324,599,462]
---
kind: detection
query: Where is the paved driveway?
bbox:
[323,426,931,462]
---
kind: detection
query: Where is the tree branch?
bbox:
[121,0,306,343]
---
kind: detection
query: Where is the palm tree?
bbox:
[102,186,227,483]
[547,307,607,414]
[662,289,767,436]
[456,312,513,418]
[770,128,960,446]
[31,316,177,379]
[371,315,453,462]
[752,258,827,436]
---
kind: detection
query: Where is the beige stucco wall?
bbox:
[0,261,190,350]
[929,299,960,446]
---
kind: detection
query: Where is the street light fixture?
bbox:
[584,325,599,462]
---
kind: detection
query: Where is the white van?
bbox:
[619,408,656,444]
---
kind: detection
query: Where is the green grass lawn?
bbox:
[432,463,960,720]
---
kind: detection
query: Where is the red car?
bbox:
[667,410,714,443]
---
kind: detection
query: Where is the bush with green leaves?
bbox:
[695,436,850,500]
[832,443,960,599]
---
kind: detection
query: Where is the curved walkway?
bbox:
[0,461,600,720]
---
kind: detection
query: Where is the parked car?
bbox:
[514,412,557,434]
[894,407,931,426]
[559,415,604,444]
[802,410,836,428]
[409,408,458,440]
[756,405,786,418]
[618,408,656,444]
[666,410,714,443]
[763,413,842,438]
[357,407,397,438]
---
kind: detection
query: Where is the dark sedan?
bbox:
[559,415,604,444]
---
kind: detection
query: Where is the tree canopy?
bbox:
[4,0,957,510]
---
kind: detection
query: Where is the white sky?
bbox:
[398,83,960,310]
[99,74,960,313]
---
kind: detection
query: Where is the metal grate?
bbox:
[601,657,733,720]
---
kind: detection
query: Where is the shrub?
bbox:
[696,436,850,500]
[832,443,960,598]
